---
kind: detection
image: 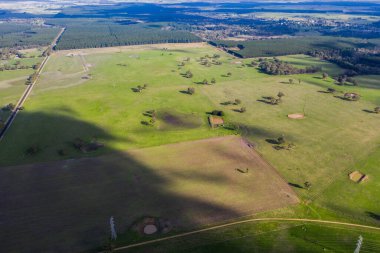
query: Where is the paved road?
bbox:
[110,217,380,252]
[0,27,65,141]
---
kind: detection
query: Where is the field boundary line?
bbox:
[109,218,380,252]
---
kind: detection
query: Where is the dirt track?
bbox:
[110,217,380,252]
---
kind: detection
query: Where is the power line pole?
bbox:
[110,216,117,240]
[354,235,363,253]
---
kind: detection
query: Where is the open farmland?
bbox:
[0,43,379,252]
[0,48,45,122]
[0,136,298,252]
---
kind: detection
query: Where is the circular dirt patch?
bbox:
[143,224,158,235]
[288,113,305,119]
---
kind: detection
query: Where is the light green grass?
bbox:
[0,46,379,249]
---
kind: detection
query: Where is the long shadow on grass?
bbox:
[0,111,247,253]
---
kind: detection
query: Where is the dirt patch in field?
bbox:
[158,110,202,130]
[349,171,368,183]
[0,136,298,253]
[288,113,305,119]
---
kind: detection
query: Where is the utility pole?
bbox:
[110,216,117,240]
[354,235,363,253]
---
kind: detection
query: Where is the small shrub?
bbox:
[211,110,224,117]
[25,145,40,156]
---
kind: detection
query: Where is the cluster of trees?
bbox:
[0,48,24,60]
[199,54,222,67]
[26,73,38,85]
[262,92,285,105]
[132,84,148,92]
[141,110,157,126]
[343,92,361,101]
[1,103,15,111]
[308,49,380,75]
[184,70,193,78]
[259,58,321,75]
[201,78,216,85]
[335,75,358,86]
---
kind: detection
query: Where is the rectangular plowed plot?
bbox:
[0,136,298,253]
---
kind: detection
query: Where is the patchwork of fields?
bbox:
[0,43,379,252]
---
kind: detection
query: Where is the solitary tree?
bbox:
[240,107,246,113]
[374,106,380,114]
[298,79,302,84]
[322,72,329,80]
[203,79,208,85]
[277,92,285,99]
[187,87,195,95]
[277,135,286,144]
[234,99,241,105]
[304,181,312,190]
[327,87,336,93]
[185,70,193,78]
[227,72,232,77]
[289,79,294,84]
[211,78,216,84]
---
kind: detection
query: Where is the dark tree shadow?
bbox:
[0,110,272,253]
[179,90,190,95]
[362,109,375,114]
[288,182,304,189]
[257,99,273,105]
[366,211,380,221]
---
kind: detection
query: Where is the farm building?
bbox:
[209,115,224,128]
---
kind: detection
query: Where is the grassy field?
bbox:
[0,48,45,121]
[120,222,380,253]
[0,44,379,251]
[0,136,298,252]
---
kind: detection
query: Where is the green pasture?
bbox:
[0,45,379,251]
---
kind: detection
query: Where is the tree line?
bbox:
[307,49,380,76]
[258,58,321,75]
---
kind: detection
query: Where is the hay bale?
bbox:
[287,113,305,119]
[349,171,368,183]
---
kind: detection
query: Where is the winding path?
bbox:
[0,27,65,141]
[110,217,380,252]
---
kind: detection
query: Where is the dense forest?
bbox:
[0,23,60,48]
[49,20,201,50]
[308,49,380,75]
[210,37,378,58]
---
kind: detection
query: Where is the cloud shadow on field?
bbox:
[0,110,256,253]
